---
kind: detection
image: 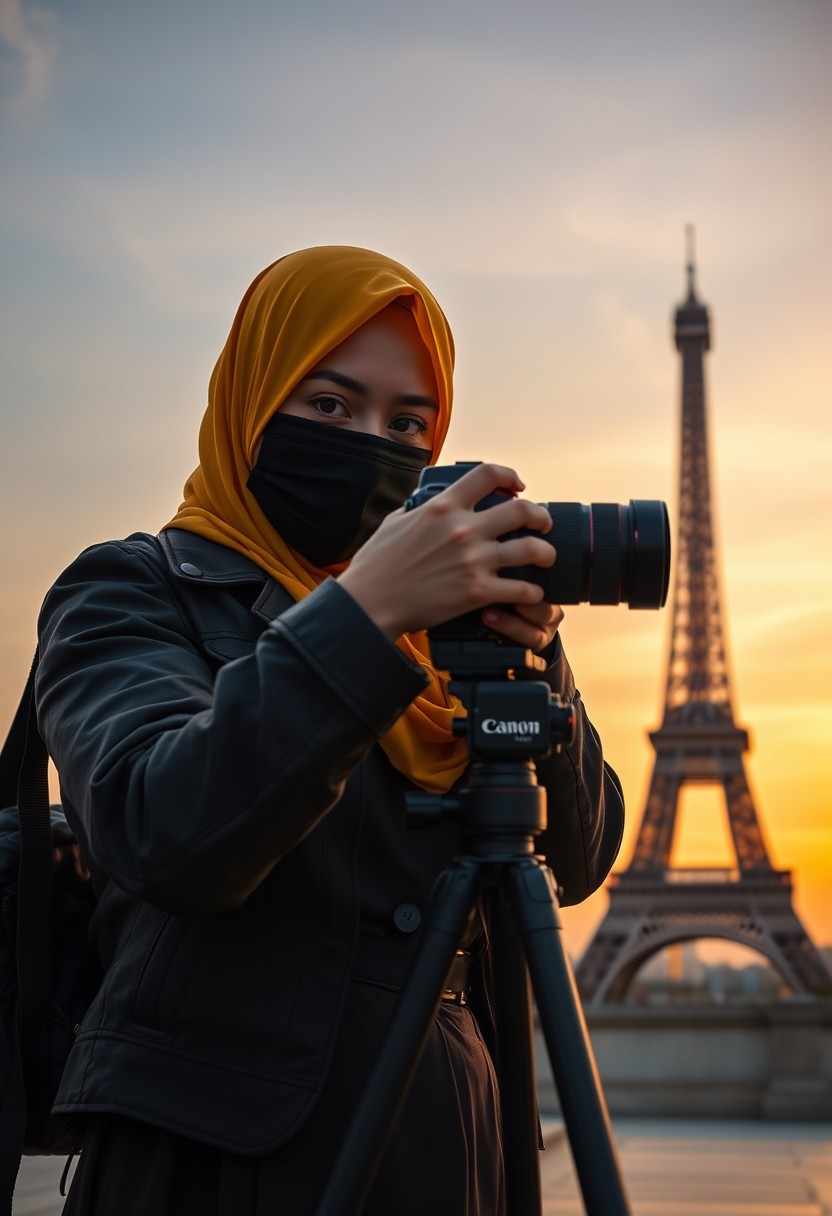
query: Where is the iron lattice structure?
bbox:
[576,235,830,1005]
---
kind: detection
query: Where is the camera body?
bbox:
[405,462,670,614]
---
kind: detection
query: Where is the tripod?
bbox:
[316,640,631,1216]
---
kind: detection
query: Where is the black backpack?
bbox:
[0,652,101,1215]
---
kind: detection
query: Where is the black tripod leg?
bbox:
[484,884,543,1215]
[316,857,483,1216]
[506,858,631,1216]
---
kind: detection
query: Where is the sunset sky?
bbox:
[1,0,830,965]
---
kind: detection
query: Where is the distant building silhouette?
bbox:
[576,230,830,1004]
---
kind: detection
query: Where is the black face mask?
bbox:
[247,412,431,566]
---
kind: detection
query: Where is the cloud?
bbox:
[0,0,57,113]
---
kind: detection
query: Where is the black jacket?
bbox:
[35,528,623,1153]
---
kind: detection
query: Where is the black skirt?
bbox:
[62,982,506,1216]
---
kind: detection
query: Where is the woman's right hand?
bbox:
[337,462,556,640]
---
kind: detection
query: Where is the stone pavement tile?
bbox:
[12,1156,67,1216]
[539,1119,831,1216]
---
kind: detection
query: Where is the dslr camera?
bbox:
[405,462,670,643]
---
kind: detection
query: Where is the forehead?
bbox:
[313,304,434,379]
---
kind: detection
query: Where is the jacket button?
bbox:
[179,562,203,577]
[393,903,421,933]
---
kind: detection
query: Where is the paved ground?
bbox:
[11,1118,832,1214]
[11,1154,67,1216]
[540,1118,832,1215]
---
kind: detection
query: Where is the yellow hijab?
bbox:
[166,245,468,792]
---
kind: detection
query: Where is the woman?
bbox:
[36,246,624,1214]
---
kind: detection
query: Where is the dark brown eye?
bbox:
[390,415,427,436]
[313,396,345,417]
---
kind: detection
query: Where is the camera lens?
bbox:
[539,500,670,608]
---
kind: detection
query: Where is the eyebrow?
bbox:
[302,368,438,411]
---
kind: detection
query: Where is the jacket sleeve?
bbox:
[35,537,428,915]
[532,635,624,906]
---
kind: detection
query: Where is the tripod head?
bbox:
[405,632,575,853]
[425,631,575,762]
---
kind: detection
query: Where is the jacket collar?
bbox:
[157,528,294,621]
[158,528,267,584]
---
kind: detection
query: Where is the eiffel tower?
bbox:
[576,230,830,1005]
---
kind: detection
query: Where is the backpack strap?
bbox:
[0,650,51,1216]
[0,653,38,808]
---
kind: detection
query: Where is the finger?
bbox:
[431,462,525,510]
[496,534,557,570]
[515,600,565,631]
[481,606,553,652]
[480,497,553,537]
[485,576,546,607]
[512,600,549,624]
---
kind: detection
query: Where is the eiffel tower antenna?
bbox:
[685,222,697,296]
[575,231,830,1004]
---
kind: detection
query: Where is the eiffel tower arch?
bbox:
[576,231,830,1006]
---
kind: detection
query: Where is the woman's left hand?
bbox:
[480,599,564,654]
